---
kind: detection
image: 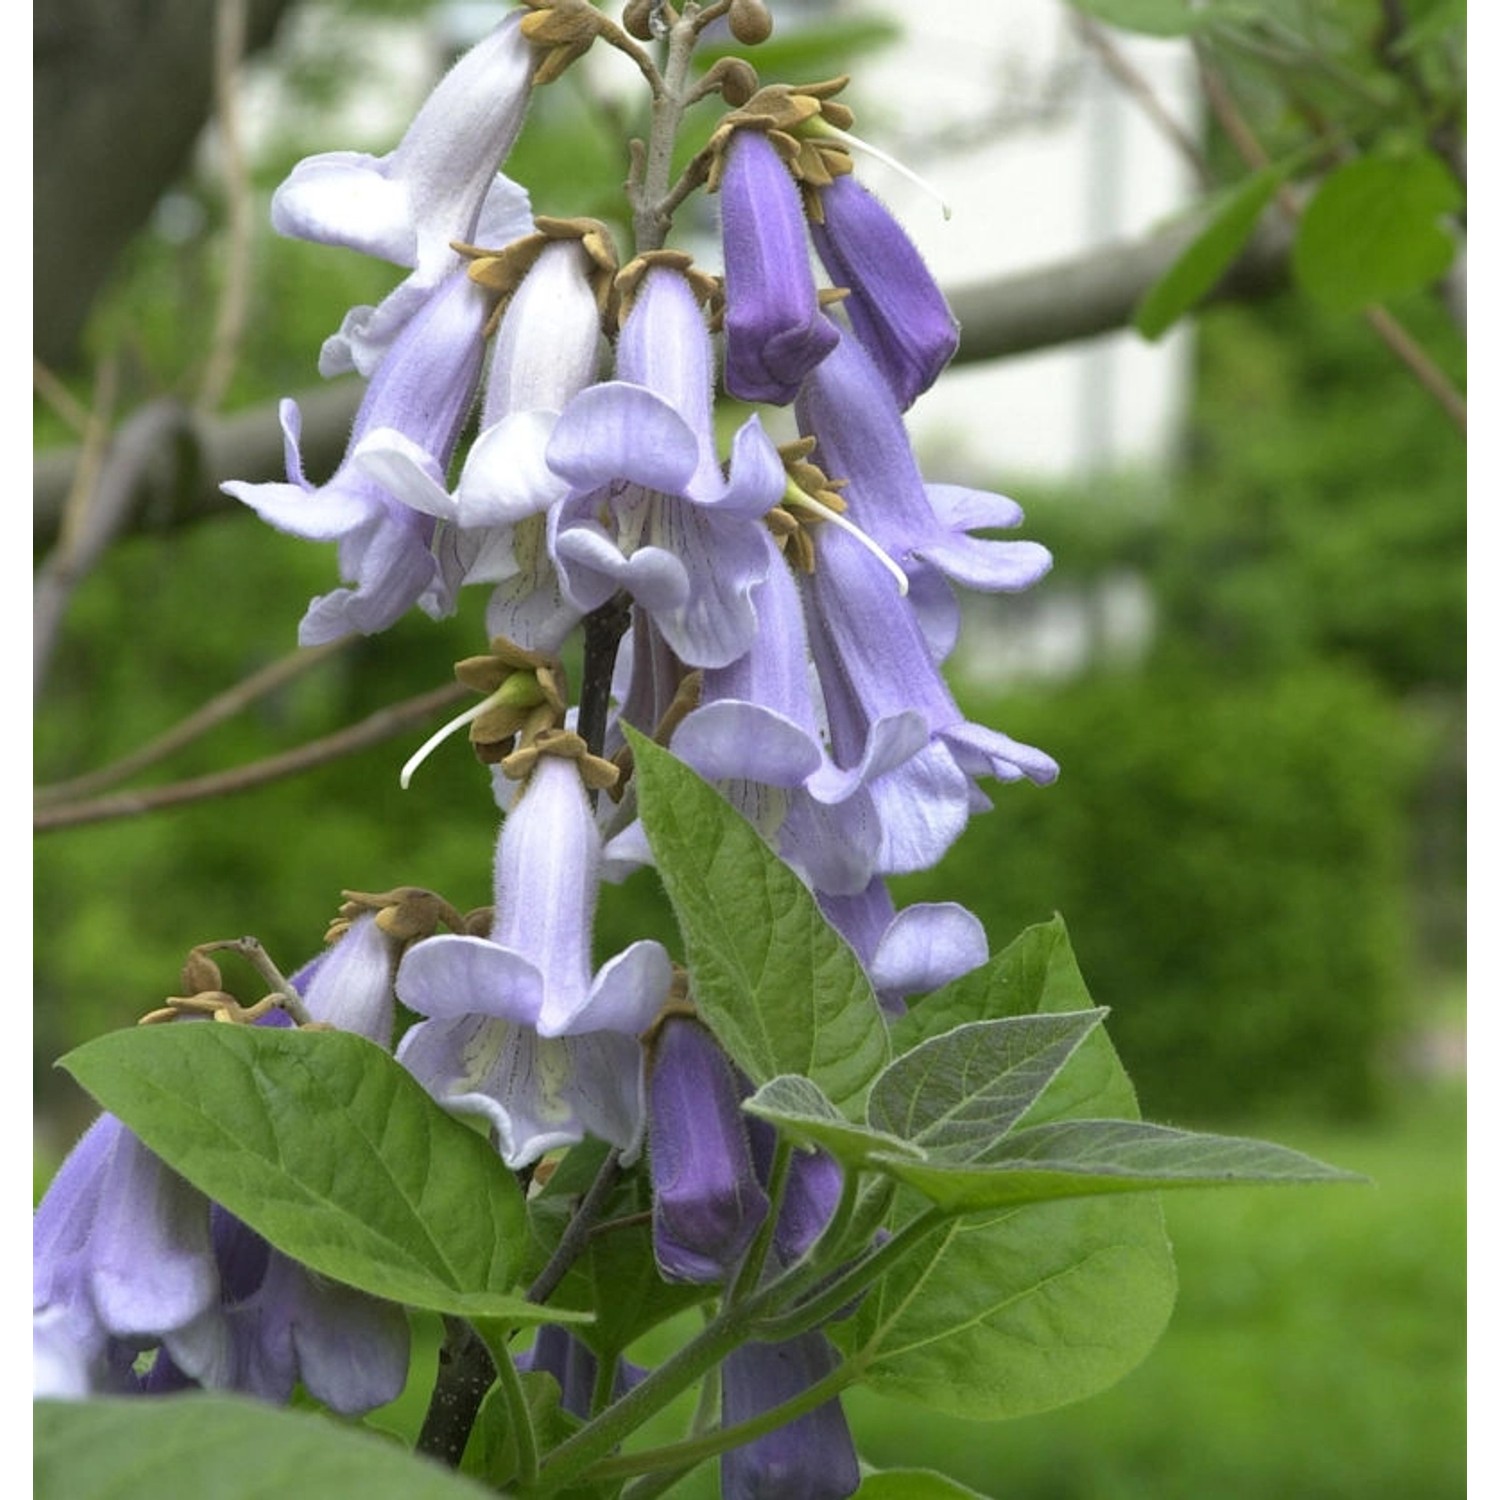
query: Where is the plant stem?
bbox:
[488,1326,541,1489]
[631,5,703,253]
[527,1149,623,1304]
[749,1205,948,1343]
[579,1359,862,1486]
[415,1318,498,1466]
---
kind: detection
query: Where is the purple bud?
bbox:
[811,174,958,410]
[720,130,840,404]
[721,1332,860,1500]
[647,1016,770,1284]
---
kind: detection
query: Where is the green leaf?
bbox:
[464,1370,605,1497]
[839,919,1176,1419]
[1134,166,1286,339]
[1293,151,1461,314]
[743,1073,925,1168]
[856,1469,993,1499]
[34,1395,494,1500]
[59,1025,553,1324]
[892,916,1136,1124]
[867,1011,1108,1158]
[628,729,889,1113]
[842,1193,1176,1421]
[875,1118,1363,1214]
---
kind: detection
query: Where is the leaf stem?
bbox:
[748,1204,948,1343]
[578,1357,862,1485]
[486,1325,541,1488]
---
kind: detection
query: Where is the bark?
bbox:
[34,0,297,369]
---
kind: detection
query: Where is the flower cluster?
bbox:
[37,10,1056,1494]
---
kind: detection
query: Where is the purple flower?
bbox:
[667,545,926,895]
[295,911,401,1047]
[272,15,536,376]
[721,1332,860,1500]
[395,746,673,1167]
[34,1115,224,1399]
[802,521,1058,874]
[819,879,988,1015]
[353,235,606,652]
[647,1014,770,1284]
[224,266,490,645]
[796,331,1052,658]
[719,129,840,404]
[33,1122,406,1415]
[810,173,958,410]
[143,1209,409,1414]
[545,263,785,668]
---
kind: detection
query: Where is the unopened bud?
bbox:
[728,0,774,46]
[622,0,656,40]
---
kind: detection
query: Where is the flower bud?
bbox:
[728,0,774,46]
[622,0,656,41]
[721,1332,860,1500]
[647,1015,770,1283]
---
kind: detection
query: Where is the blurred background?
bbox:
[33,1,1465,1495]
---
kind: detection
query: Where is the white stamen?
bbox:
[830,127,952,221]
[797,493,911,596]
[400,695,497,789]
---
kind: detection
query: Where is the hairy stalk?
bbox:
[578,1357,862,1486]
[530,1205,944,1494]
[489,1325,541,1488]
[631,5,704,253]
[748,1204,949,1343]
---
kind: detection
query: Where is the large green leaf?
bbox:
[878,1118,1362,1213]
[59,1025,550,1323]
[868,1011,1107,1157]
[1293,151,1461,314]
[35,1396,495,1500]
[838,919,1176,1418]
[628,729,889,1113]
[842,1192,1176,1421]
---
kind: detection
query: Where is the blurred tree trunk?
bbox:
[34,0,298,370]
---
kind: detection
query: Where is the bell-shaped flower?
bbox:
[353,231,608,651]
[796,331,1051,659]
[720,1332,861,1500]
[802,522,1058,874]
[545,261,785,668]
[293,909,401,1047]
[646,1013,770,1284]
[395,740,673,1167]
[224,266,490,645]
[34,1115,225,1399]
[272,14,536,376]
[140,1207,409,1415]
[809,173,958,410]
[717,128,840,404]
[819,878,988,1015]
[668,544,926,895]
